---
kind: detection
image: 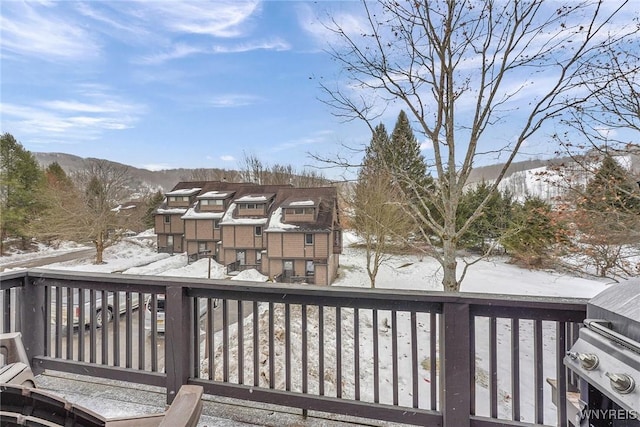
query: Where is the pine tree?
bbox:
[457,182,512,251]
[143,191,165,229]
[387,111,430,195]
[0,133,44,253]
[44,162,72,188]
[581,154,640,215]
[353,123,415,286]
[501,197,564,267]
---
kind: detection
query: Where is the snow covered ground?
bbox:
[2,230,613,424]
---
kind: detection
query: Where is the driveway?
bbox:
[0,248,96,272]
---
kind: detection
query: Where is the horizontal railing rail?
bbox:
[0,268,587,427]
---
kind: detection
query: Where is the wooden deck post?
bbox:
[440,301,471,427]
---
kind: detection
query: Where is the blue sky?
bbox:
[1,1,373,174]
[1,1,637,179]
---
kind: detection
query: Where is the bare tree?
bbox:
[184,168,230,182]
[32,160,133,264]
[315,0,637,291]
[350,171,414,287]
[238,152,267,185]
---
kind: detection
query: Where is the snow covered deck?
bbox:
[34,371,387,426]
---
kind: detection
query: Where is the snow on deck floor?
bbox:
[34,371,401,427]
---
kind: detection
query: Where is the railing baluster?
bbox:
[373,308,379,404]
[207,298,214,380]
[253,300,259,386]
[192,296,200,377]
[319,305,324,396]
[490,316,498,418]
[138,291,145,370]
[354,308,360,401]
[90,289,96,364]
[336,305,342,399]
[511,318,521,421]
[223,298,229,383]
[411,311,418,409]
[556,322,568,427]
[65,287,73,360]
[151,293,158,372]
[392,309,398,406]
[534,319,544,424]
[125,290,132,369]
[113,292,120,367]
[238,299,244,385]
[101,290,109,365]
[430,312,437,411]
[285,303,291,392]
[78,288,85,362]
[268,301,274,389]
[55,286,62,358]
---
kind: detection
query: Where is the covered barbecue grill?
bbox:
[564,280,640,426]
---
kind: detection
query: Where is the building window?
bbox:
[256,250,262,264]
[198,242,207,253]
[306,260,315,276]
[164,215,170,224]
[295,208,304,214]
[305,233,313,245]
[255,226,262,236]
[201,199,223,206]
[167,235,174,247]
[213,219,220,229]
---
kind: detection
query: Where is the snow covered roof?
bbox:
[165,188,201,196]
[111,204,137,212]
[283,200,316,207]
[265,207,298,232]
[181,208,225,219]
[220,203,269,225]
[156,208,187,214]
[197,191,232,199]
[235,194,273,203]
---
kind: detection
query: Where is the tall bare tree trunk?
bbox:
[95,231,104,264]
[442,239,458,292]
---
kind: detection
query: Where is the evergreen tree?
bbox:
[44,162,72,188]
[0,133,44,253]
[581,154,640,215]
[143,191,165,229]
[457,182,512,251]
[501,197,564,267]
[360,123,391,178]
[387,111,430,195]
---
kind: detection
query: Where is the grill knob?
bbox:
[578,353,599,370]
[605,373,635,394]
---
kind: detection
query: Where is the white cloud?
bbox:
[208,94,262,108]
[297,3,369,49]
[273,130,334,152]
[0,87,145,144]
[0,2,100,61]
[137,43,207,65]
[220,155,235,162]
[211,39,290,54]
[134,1,261,38]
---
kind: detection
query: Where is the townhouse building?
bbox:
[155,181,342,285]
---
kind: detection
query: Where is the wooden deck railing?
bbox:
[0,268,587,426]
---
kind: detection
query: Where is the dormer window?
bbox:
[201,199,223,206]
[241,203,258,210]
[168,196,190,202]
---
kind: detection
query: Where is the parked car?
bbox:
[51,288,140,328]
[145,294,216,333]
